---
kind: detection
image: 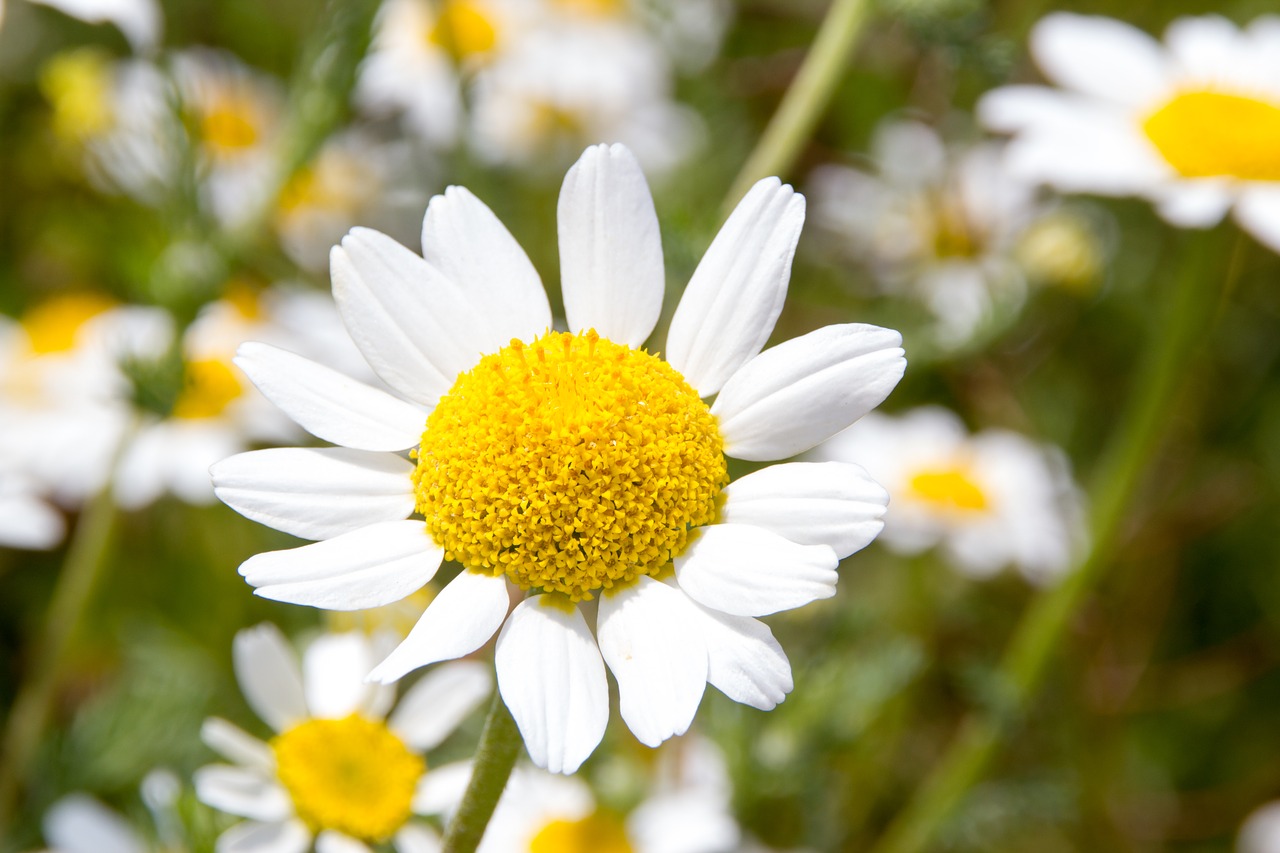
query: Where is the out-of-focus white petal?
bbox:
[212,447,414,542]
[1030,12,1168,105]
[389,661,493,750]
[1235,186,1280,254]
[232,624,308,732]
[201,718,274,772]
[315,832,371,853]
[411,760,473,818]
[627,793,741,853]
[29,0,162,52]
[368,570,510,683]
[666,178,805,396]
[215,819,312,853]
[597,577,707,747]
[193,765,292,821]
[712,324,906,461]
[558,143,665,347]
[43,794,144,853]
[495,596,608,774]
[302,632,379,719]
[720,461,888,558]
[394,823,443,853]
[330,228,487,407]
[674,524,838,617]
[235,342,425,451]
[1152,181,1233,228]
[240,521,443,611]
[421,186,551,347]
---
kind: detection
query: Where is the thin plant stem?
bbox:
[722,0,873,214]
[441,692,524,853]
[0,480,124,834]
[868,229,1238,853]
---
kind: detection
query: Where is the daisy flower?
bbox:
[809,119,1102,348]
[979,13,1280,253]
[811,407,1084,584]
[195,624,492,853]
[212,142,905,773]
[423,734,740,852]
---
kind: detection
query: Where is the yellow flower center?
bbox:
[40,49,116,140]
[1142,89,1280,182]
[428,0,499,61]
[530,811,634,853]
[553,0,626,17]
[908,466,988,512]
[414,330,727,601]
[171,358,243,419]
[198,95,262,155]
[21,293,117,355]
[272,714,423,842]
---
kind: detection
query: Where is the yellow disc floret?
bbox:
[1143,89,1280,181]
[21,293,117,355]
[414,330,727,601]
[171,358,243,419]
[909,466,988,513]
[272,714,424,842]
[530,811,635,853]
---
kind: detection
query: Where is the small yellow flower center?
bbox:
[21,293,117,355]
[40,49,116,140]
[428,0,499,61]
[908,466,988,512]
[1142,89,1280,182]
[530,811,634,853]
[414,330,727,601]
[553,0,626,17]
[1015,213,1101,292]
[198,94,262,155]
[272,714,423,842]
[171,358,243,419]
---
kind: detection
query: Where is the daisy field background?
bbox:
[2,0,1280,850]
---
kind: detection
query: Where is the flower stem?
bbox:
[723,0,873,213]
[441,692,524,853]
[868,229,1236,853]
[0,482,122,834]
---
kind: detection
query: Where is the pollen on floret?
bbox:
[1143,89,1280,182]
[272,714,423,842]
[413,329,727,601]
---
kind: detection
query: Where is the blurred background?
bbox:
[2,0,1280,850]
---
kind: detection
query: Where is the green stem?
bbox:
[722,0,873,213]
[441,692,524,853]
[0,482,122,834]
[868,230,1235,853]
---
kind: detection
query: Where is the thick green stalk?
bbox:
[441,692,524,853]
[868,231,1234,853]
[0,482,122,834]
[723,0,873,212]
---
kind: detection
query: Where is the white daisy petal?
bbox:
[44,794,144,853]
[421,186,551,346]
[368,570,510,683]
[674,523,839,616]
[495,596,608,774]
[411,760,473,818]
[315,832,371,853]
[1030,12,1168,105]
[331,228,487,407]
[302,632,378,719]
[193,765,292,821]
[1152,181,1233,228]
[394,823,442,853]
[558,143,665,347]
[628,793,741,853]
[1165,14,1240,79]
[234,341,425,451]
[0,493,64,550]
[201,718,274,772]
[233,624,308,732]
[597,576,707,747]
[1235,186,1280,253]
[720,461,888,558]
[686,599,793,710]
[241,521,443,611]
[665,178,805,396]
[389,661,493,750]
[712,324,906,461]
[215,819,312,853]
[212,448,415,542]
